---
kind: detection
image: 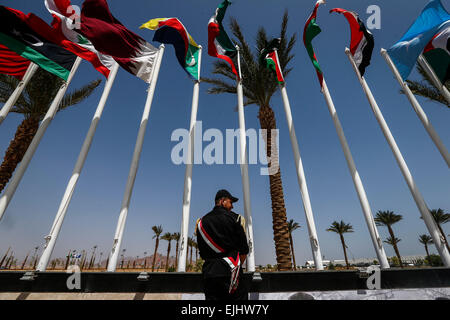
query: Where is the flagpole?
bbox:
[0,57,82,221]
[178,46,202,272]
[0,62,39,125]
[319,74,392,269]
[346,49,450,267]
[36,62,120,271]
[381,49,450,168]
[107,45,165,272]
[235,46,255,272]
[273,50,323,271]
[417,54,450,104]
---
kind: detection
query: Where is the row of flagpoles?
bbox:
[0,0,448,272]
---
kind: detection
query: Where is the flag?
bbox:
[303,0,326,88]
[140,18,200,80]
[387,0,450,81]
[259,38,284,84]
[79,0,158,83]
[0,6,76,81]
[44,0,115,78]
[423,24,449,83]
[330,8,375,76]
[208,0,239,78]
[0,44,31,79]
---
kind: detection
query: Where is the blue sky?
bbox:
[0,0,449,267]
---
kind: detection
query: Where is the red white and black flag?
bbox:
[330,8,374,76]
[0,43,31,79]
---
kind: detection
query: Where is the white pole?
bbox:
[236,46,255,272]
[273,51,324,270]
[381,49,450,168]
[0,57,82,221]
[36,63,120,271]
[320,76,392,268]
[417,54,450,104]
[107,45,165,272]
[178,46,202,272]
[0,63,39,125]
[347,49,450,267]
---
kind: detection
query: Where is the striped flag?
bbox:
[208,0,239,78]
[330,8,375,76]
[140,18,200,80]
[0,44,31,79]
[303,0,326,88]
[0,6,76,81]
[260,38,284,84]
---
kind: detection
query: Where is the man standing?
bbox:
[196,189,249,300]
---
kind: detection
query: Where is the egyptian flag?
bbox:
[140,18,200,80]
[79,0,158,83]
[44,0,115,78]
[0,44,31,79]
[423,24,450,84]
[303,0,326,88]
[330,8,375,76]
[208,0,239,78]
[0,6,76,81]
[260,38,284,84]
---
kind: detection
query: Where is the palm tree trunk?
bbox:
[340,234,350,269]
[387,226,403,268]
[0,117,40,192]
[289,233,296,270]
[165,242,171,272]
[0,247,11,268]
[175,242,179,270]
[424,244,431,266]
[152,238,159,272]
[258,105,292,271]
[437,224,450,252]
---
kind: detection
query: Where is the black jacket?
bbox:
[196,206,249,278]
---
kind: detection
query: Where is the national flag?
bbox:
[0,44,31,79]
[140,18,200,80]
[208,0,239,78]
[259,38,284,84]
[303,0,326,88]
[330,8,375,76]
[423,24,449,83]
[387,0,450,81]
[79,0,158,83]
[44,0,115,78]
[0,6,76,81]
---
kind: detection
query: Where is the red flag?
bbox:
[0,44,31,80]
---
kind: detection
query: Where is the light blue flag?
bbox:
[388,0,450,80]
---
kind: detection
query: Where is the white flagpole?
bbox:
[107,45,165,272]
[36,62,120,271]
[236,46,255,272]
[319,74,391,268]
[178,46,202,272]
[347,49,450,267]
[0,57,82,221]
[0,62,39,125]
[381,49,450,168]
[274,50,324,270]
[417,54,450,104]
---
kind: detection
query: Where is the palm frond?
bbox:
[60,79,102,110]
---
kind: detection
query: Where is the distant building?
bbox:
[304,255,427,268]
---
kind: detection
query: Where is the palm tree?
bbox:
[151,225,163,272]
[202,12,296,271]
[161,232,173,272]
[287,219,301,270]
[172,232,180,270]
[142,251,147,269]
[187,236,195,268]
[403,64,449,108]
[326,221,354,269]
[375,210,404,268]
[421,208,450,252]
[418,234,434,266]
[0,70,101,192]
[384,236,403,266]
[20,251,30,270]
